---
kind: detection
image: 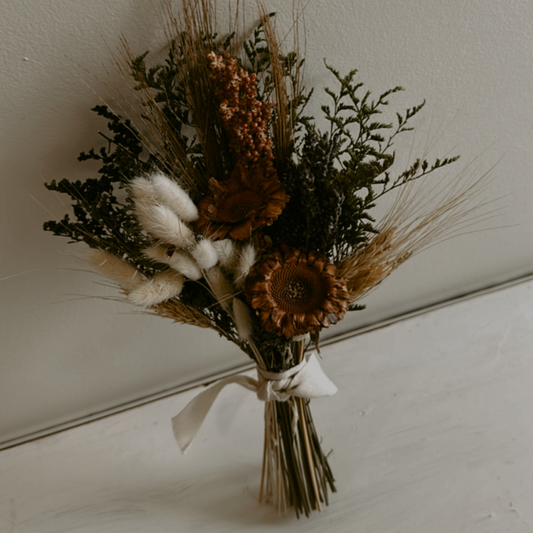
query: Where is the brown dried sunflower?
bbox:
[245,245,350,338]
[195,164,288,240]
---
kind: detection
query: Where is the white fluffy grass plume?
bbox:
[151,172,199,222]
[190,239,218,270]
[144,247,203,280]
[233,297,253,340]
[134,201,195,248]
[212,239,236,268]
[129,177,158,205]
[234,242,256,289]
[85,248,143,290]
[127,271,184,307]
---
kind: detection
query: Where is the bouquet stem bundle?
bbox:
[260,340,335,516]
[263,398,336,515]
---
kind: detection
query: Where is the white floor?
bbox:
[2,280,533,532]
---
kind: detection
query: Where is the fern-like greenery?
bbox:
[44,105,159,275]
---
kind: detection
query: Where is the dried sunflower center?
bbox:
[218,191,262,222]
[270,265,327,313]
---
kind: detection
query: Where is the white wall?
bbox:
[1,0,533,446]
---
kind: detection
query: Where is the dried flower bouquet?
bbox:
[43,0,488,518]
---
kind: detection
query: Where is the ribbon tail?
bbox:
[172,374,258,453]
[291,353,338,398]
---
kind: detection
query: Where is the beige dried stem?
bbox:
[160,0,232,182]
[110,38,205,198]
[257,2,296,172]
[337,161,497,305]
[108,0,233,200]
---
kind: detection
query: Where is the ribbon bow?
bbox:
[172,353,337,453]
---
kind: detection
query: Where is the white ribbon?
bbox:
[172,352,337,453]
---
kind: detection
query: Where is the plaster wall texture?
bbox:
[1,0,532,445]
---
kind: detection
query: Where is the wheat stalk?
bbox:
[151,297,213,328]
[338,161,497,304]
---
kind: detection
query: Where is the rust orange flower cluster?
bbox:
[245,245,350,338]
[195,52,288,241]
[207,51,275,177]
